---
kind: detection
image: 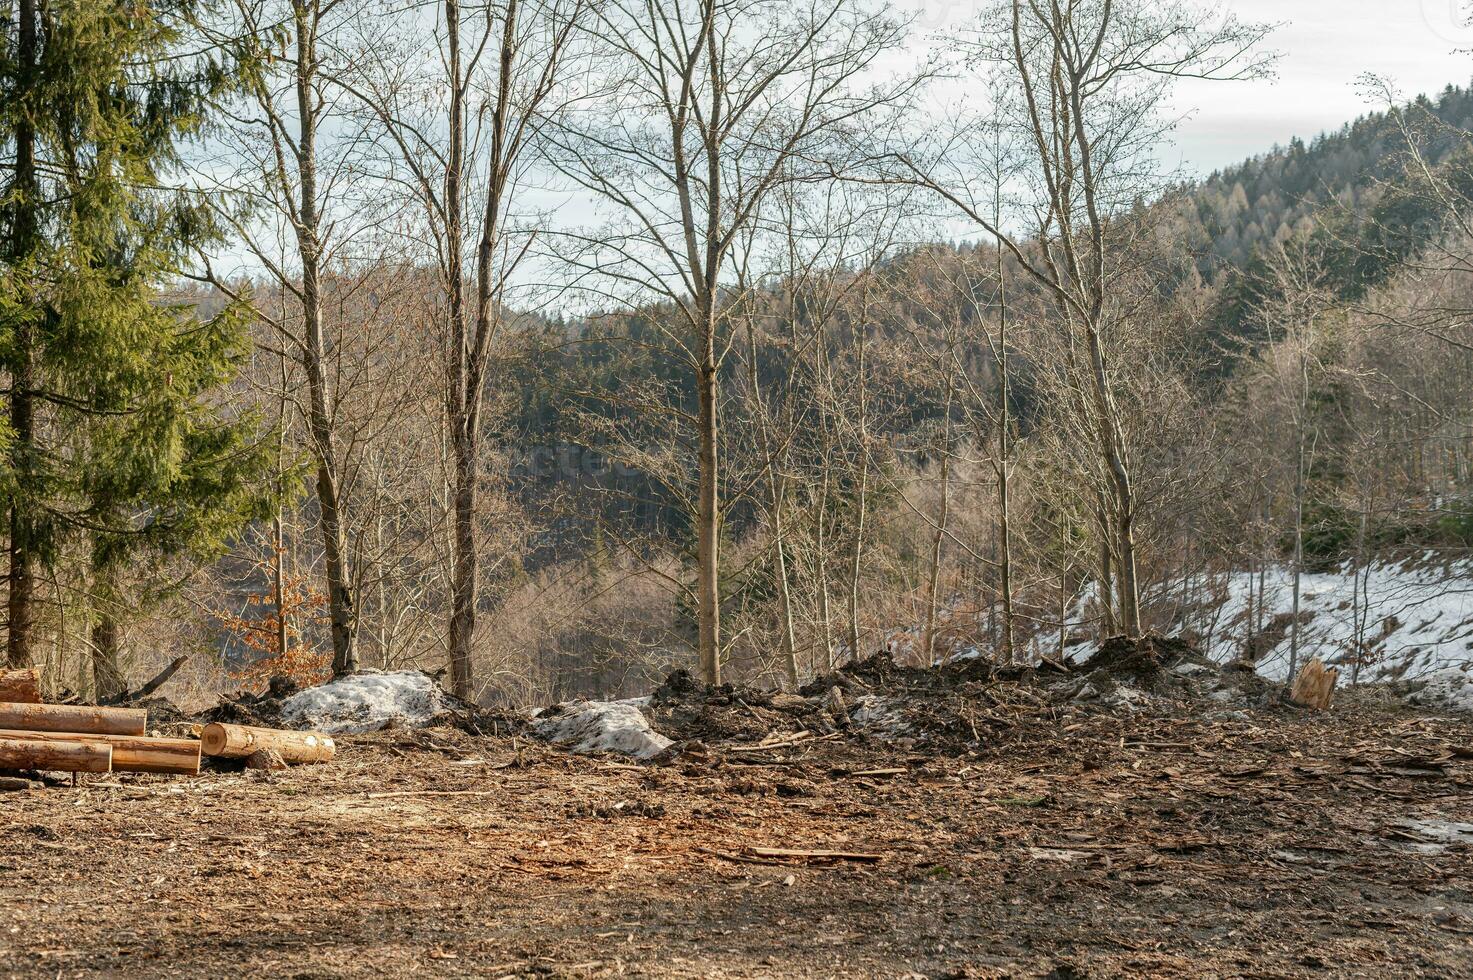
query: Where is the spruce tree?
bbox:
[1,1,272,682]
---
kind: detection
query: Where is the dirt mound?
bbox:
[798,635,1288,753]
[559,635,1289,762]
[128,696,189,730]
[196,686,289,727]
[645,669,827,743]
[1066,633,1282,709]
[1078,632,1199,678]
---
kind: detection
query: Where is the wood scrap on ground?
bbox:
[700,844,888,866]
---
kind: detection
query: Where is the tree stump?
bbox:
[245,748,288,771]
[1290,658,1337,710]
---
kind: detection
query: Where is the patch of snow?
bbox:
[848,694,911,735]
[1397,818,1473,842]
[1388,818,1473,855]
[1171,661,1213,677]
[531,700,671,760]
[280,670,455,734]
[1066,681,1100,701]
[1194,561,1473,683]
[1100,686,1153,712]
[1403,667,1473,714]
[1060,638,1100,665]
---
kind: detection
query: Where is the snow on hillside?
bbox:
[1000,557,1473,714]
[1174,558,1473,684]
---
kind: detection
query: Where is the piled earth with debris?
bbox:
[584,634,1307,761]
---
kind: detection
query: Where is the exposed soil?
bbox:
[3,653,1472,979]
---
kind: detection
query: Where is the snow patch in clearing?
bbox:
[532,700,672,760]
[280,670,454,734]
[943,647,983,665]
[849,694,912,735]
[1403,667,1473,714]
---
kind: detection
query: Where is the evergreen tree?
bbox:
[0,1,273,681]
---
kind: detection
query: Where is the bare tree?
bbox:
[1252,240,1338,681]
[341,0,585,698]
[896,0,1273,637]
[198,0,370,675]
[546,0,913,683]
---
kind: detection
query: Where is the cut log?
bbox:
[201,723,335,765]
[0,701,146,736]
[0,729,200,775]
[0,668,41,703]
[0,737,112,774]
[1290,658,1337,711]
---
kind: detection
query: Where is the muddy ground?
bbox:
[2,666,1473,978]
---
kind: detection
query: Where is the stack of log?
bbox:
[0,667,335,777]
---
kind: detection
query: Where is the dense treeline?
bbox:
[2,0,1470,705]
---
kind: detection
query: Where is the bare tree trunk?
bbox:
[449,439,477,697]
[5,0,38,670]
[746,310,800,687]
[1255,505,1266,636]
[443,0,476,699]
[293,0,356,676]
[1058,567,1068,658]
[923,386,953,664]
[1289,343,1309,682]
[847,452,867,659]
[1350,505,1368,685]
[274,346,292,661]
[90,611,127,703]
[1098,528,1117,636]
[995,245,1015,663]
[816,455,835,667]
[772,498,799,686]
[847,322,869,660]
[1082,321,1141,635]
[923,449,951,664]
[696,322,722,685]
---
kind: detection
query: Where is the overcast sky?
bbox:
[1168,0,1473,174]
[908,0,1473,177]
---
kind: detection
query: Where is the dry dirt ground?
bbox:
[2,694,1472,978]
